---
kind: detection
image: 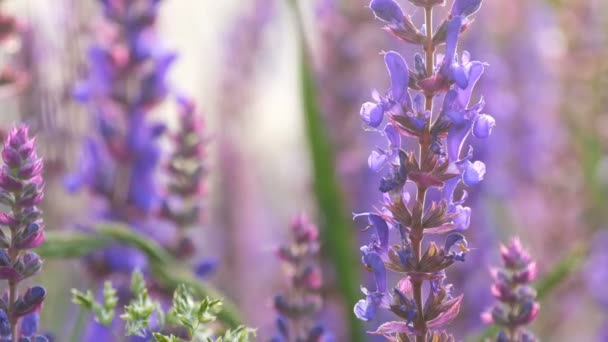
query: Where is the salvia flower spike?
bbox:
[355,0,494,340]
[162,95,208,259]
[0,125,48,342]
[68,0,176,276]
[272,214,333,342]
[482,238,539,342]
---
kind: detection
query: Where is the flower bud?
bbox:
[360,102,385,128]
[369,0,405,27]
[14,286,46,317]
[462,160,486,186]
[13,223,45,249]
[13,252,43,280]
[473,114,495,138]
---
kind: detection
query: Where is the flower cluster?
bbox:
[162,96,207,259]
[482,238,539,342]
[0,125,47,341]
[272,214,332,342]
[354,0,494,340]
[68,0,176,275]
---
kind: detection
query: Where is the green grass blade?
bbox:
[39,224,242,328]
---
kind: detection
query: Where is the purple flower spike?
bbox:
[0,124,47,338]
[272,214,332,341]
[359,0,490,339]
[483,238,540,341]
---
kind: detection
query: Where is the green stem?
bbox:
[287,1,363,341]
[69,305,88,342]
[39,224,243,329]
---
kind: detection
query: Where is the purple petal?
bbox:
[472,113,495,138]
[372,321,410,336]
[452,205,471,231]
[368,151,388,172]
[450,64,469,89]
[451,0,482,17]
[384,51,409,103]
[457,61,485,108]
[385,124,400,149]
[442,16,463,79]
[369,0,405,27]
[427,295,464,329]
[354,289,384,321]
[361,247,387,292]
[462,160,486,186]
[368,214,389,255]
[360,102,385,127]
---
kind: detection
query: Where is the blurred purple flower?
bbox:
[0,125,47,340]
[272,214,333,342]
[482,238,540,341]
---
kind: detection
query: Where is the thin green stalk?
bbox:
[287,1,364,340]
[38,224,243,329]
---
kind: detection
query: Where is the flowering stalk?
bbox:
[354,0,494,340]
[272,214,332,342]
[482,238,539,342]
[0,125,47,342]
[162,96,207,260]
[69,0,176,274]
[67,0,180,337]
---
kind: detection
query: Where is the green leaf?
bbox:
[153,333,184,342]
[121,270,159,337]
[70,289,95,310]
[71,281,118,326]
[40,224,243,328]
[214,326,256,342]
[130,269,147,294]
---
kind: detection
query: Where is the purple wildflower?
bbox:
[272,214,334,342]
[482,238,540,342]
[0,125,48,341]
[68,0,175,276]
[162,96,207,257]
[354,0,493,340]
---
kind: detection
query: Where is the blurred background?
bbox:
[0,0,607,341]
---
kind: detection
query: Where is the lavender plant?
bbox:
[0,125,47,342]
[353,0,494,340]
[482,238,539,342]
[162,96,207,261]
[72,270,255,342]
[68,0,179,276]
[272,214,333,342]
